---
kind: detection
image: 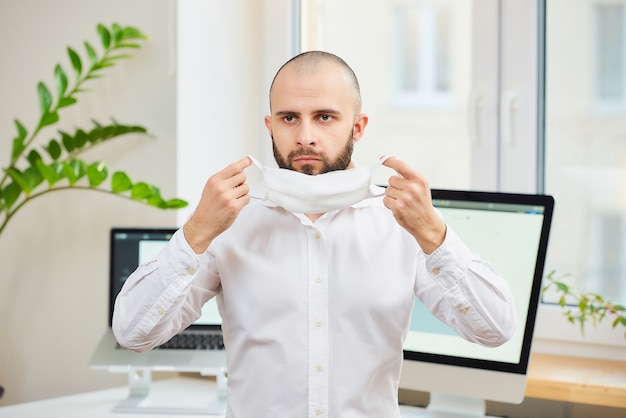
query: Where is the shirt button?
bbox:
[157,308,165,316]
[314,232,321,239]
[432,267,440,275]
[315,320,323,327]
[314,276,322,283]
[459,307,468,315]
[185,267,196,275]
[315,364,324,372]
[314,408,323,415]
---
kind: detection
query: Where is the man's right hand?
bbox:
[183,157,252,254]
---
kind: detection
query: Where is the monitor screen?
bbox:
[109,228,222,328]
[400,190,554,415]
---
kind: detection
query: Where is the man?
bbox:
[113,51,516,418]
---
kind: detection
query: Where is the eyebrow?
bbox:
[274,109,342,117]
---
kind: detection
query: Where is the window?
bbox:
[595,3,625,108]
[544,0,626,307]
[299,0,474,189]
[393,3,454,107]
[300,0,626,354]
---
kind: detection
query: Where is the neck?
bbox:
[306,213,324,222]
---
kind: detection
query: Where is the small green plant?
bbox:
[542,270,626,339]
[0,23,187,236]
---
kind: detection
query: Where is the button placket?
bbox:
[307,227,329,417]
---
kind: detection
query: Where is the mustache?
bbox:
[287,148,326,161]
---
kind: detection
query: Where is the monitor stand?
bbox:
[401,392,498,418]
[109,366,227,415]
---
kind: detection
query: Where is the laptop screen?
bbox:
[109,227,222,328]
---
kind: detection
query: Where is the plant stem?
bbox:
[0,185,142,235]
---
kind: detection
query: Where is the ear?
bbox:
[264,115,272,136]
[352,113,368,143]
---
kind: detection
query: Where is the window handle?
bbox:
[468,91,485,144]
[501,90,519,145]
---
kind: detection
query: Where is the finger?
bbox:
[382,157,419,180]
[218,157,253,180]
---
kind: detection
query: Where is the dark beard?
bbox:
[272,132,354,175]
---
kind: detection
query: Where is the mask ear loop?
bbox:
[369,155,394,197]
[370,155,393,172]
[247,155,263,170]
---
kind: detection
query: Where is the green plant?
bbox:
[0,23,187,236]
[542,270,626,339]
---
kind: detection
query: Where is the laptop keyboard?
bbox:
[155,332,225,350]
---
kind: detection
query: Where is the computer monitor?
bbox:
[400,189,554,417]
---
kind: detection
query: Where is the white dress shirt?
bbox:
[113,185,516,418]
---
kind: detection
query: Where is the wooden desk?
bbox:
[526,353,626,408]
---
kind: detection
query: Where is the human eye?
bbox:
[282,114,297,123]
[318,114,333,122]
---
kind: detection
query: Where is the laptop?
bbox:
[89,227,227,374]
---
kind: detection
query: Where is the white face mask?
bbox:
[249,155,391,214]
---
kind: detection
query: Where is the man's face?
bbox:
[264,60,368,175]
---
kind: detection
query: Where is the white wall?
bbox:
[0,0,178,405]
[176,0,294,224]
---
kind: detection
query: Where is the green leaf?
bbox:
[86,161,108,187]
[67,47,82,78]
[6,168,29,193]
[111,23,122,43]
[118,25,148,41]
[111,171,132,192]
[165,198,188,209]
[1,182,22,210]
[57,96,77,109]
[558,295,566,307]
[23,165,44,191]
[113,43,141,49]
[84,41,98,67]
[130,182,152,199]
[146,195,166,208]
[11,136,26,163]
[14,118,27,141]
[104,54,133,62]
[37,82,53,114]
[60,131,75,152]
[74,129,88,148]
[556,282,570,293]
[38,111,60,129]
[54,64,68,98]
[97,23,111,49]
[35,160,61,187]
[26,149,43,166]
[62,159,86,185]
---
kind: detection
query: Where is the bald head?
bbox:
[269,51,362,114]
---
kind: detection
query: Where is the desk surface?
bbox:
[526,353,626,408]
[0,376,426,418]
[2,354,625,416]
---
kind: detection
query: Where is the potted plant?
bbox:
[0,22,186,236]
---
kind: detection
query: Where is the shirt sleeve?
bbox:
[415,226,518,347]
[112,228,221,352]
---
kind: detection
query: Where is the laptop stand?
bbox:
[108,366,227,415]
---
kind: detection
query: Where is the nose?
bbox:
[296,120,317,147]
